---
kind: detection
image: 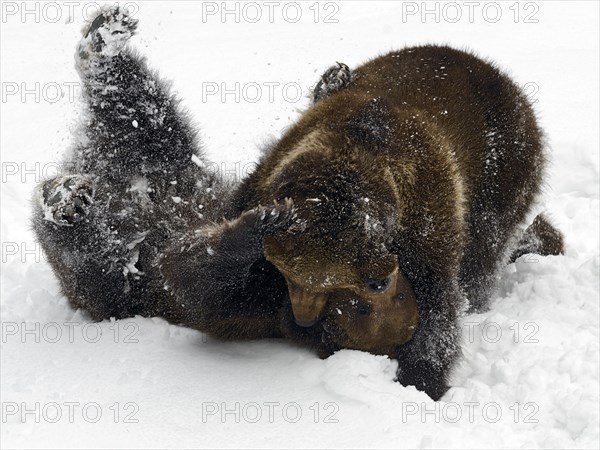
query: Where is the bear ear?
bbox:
[345,97,394,147]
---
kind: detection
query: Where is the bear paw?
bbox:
[78,5,138,60]
[255,199,301,237]
[313,62,353,103]
[41,175,94,226]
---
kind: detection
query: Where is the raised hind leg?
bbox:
[32,173,150,320]
[32,6,213,320]
[74,5,213,198]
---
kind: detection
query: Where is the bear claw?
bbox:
[78,5,138,60]
[313,62,353,103]
[41,175,94,226]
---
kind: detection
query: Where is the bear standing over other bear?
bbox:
[33,6,563,401]
[161,47,564,399]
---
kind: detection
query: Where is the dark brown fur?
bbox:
[159,46,565,400]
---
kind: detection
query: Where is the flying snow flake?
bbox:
[191,154,205,168]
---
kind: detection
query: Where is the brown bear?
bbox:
[161,46,564,400]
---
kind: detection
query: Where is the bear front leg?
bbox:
[395,277,462,401]
[312,62,353,103]
[160,202,297,340]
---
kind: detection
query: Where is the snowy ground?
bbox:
[1,1,599,448]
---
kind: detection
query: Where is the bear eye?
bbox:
[366,276,391,293]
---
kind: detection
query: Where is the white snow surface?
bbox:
[1,2,598,448]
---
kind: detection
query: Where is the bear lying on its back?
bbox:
[163,46,564,400]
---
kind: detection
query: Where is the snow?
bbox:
[191,154,205,168]
[1,1,598,448]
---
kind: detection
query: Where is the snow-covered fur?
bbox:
[31,6,232,322]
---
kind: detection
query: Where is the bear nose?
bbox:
[295,319,317,327]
